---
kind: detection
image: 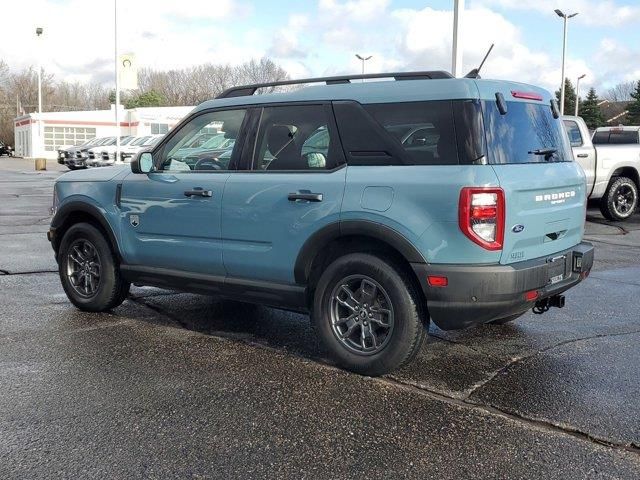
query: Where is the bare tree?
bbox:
[136,57,290,105]
[603,81,636,103]
[0,57,289,145]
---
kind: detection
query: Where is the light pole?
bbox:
[114,0,121,161]
[355,54,372,77]
[35,27,43,158]
[452,0,465,77]
[555,9,578,115]
[575,73,586,116]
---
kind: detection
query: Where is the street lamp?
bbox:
[555,9,578,115]
[35,27,43,158]
[114,0,121,161]
[575,73,586,117]
[355,54,372,77]
[452,0,465,77]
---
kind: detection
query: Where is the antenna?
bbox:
[464,44,494,79]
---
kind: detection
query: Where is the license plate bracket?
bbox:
[547,255,566,285]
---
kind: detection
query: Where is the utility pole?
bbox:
[452,0,464,77]
[555,9,578,115]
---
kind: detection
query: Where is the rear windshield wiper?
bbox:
[528,148,557,161]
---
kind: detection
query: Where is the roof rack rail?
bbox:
[216,70,454,99]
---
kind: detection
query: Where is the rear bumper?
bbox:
[412,242,594,330]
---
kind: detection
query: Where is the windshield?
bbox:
[482,101,571,163]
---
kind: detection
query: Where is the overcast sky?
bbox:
[3,0,640,95]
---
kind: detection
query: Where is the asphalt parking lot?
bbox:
[1,158,639,479]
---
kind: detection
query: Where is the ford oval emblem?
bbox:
[512,224,525,233]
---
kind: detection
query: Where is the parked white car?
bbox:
[86,136,134,167]
[119,134,165,163]
[95,136,138,166]
[563,117,639,220]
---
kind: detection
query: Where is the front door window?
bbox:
[160,109,246,172]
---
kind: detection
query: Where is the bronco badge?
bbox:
[130,214,140,227]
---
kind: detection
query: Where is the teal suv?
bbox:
[48,71,594,376]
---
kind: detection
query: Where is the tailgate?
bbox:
[492,162,586,265]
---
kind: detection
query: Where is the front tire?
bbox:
[600,176,638,221]
[58,222,129,312]
[312,253,425,376]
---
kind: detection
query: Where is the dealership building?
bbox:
[14,105,194,159]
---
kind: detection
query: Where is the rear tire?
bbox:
[600,176,638,221]
[58,222,129,312]
[312,253,425,376]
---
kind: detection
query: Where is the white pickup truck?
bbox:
[563,117,639,221]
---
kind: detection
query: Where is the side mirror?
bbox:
[131,152,154,174]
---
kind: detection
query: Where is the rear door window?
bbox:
[252,104,340,171]
[482,101,571,163]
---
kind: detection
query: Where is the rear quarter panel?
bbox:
[341,165,502,264]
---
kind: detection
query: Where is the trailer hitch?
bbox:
[532,295,565,315]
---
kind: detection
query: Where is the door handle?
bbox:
[184,189,213,198]
[576,153,588,158]
[288,191,323,202]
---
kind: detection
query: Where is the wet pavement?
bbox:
[1,158,639,478]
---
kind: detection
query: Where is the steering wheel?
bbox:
[194,157,223,171]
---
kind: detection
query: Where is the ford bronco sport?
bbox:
[48,71,594,376]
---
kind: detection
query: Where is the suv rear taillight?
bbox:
[459,187,505,251]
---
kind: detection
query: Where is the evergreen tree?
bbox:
[555,78,577,115]
[125,90,166,109]
[579,87,605,129]
[626,80,640,124]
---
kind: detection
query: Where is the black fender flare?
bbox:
[51,201,120,259]
[294,220,427,284]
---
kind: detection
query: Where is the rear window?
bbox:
[593,130,640,144]
[483,101,571,163]
[592,131,610,144]
[611,131,639,144]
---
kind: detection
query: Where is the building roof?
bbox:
[14,105,194,126]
